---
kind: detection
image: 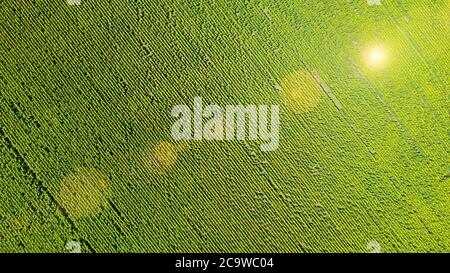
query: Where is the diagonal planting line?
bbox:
[348,58,438,236]
[0,126,95,253]
[298,58,344,111]
[0,127,75,229]
[348,56,424,152]
[381,3,447,91]
[310,70,344,111]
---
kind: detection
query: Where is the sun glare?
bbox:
[365,45,387,68]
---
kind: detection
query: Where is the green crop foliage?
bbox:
[0,0,448,253]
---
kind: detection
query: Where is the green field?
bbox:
[0,0,448,253]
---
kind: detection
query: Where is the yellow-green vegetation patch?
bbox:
[140,141,189,173]
[57,168,109,219]
[280,70,322,113]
